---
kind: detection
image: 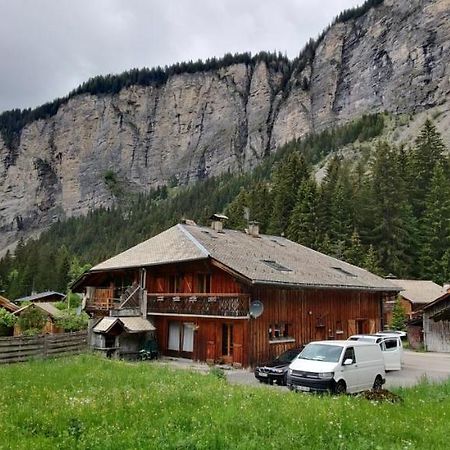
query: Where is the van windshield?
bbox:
[297,344,343,363]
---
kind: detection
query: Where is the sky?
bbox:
[0,0,364,113]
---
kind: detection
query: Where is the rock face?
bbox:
[1,0,450,251]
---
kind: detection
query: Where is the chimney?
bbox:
[209,213,228,233]
[248,221,260,238]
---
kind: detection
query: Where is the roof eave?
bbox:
[251,279,400,292]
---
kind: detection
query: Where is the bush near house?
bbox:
[16,307,47,336]
[0,355,449,449]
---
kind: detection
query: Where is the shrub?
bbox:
[0,307,17,328]
[55,310,89,332]
[17,307,47,335]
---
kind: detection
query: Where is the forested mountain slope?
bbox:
[1,116,449,299]
[1,0,450,252]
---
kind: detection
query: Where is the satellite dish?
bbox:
[249,300,264,318]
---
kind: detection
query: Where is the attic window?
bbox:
[332,267,357,277]
[271,239,286,247]
[261,260,292,272]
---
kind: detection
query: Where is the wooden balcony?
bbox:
[147,293,250,317]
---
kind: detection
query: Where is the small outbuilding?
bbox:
[423,291,450,353]
[13,302,64,336]
[91,315,155,359]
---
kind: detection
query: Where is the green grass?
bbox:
[1,355,449,449]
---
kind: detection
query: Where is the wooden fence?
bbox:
[0,331,88,364]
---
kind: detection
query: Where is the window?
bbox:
[196,273,211,293]
[168,274,183,293]
[261,260,292,272]
[384,339,398,351]
[343,346,356,364]
[332,267,357,277]
[268,323,292,341]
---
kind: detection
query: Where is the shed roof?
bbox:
[15,291,65,303]
[87,224,397,292]
[0,295,19,312]
[93,317,155,334]
[14,302,63,319]
[389,279,445,304]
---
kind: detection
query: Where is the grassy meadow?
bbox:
[0,354,449,449]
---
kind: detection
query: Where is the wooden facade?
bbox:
[84,259,387,366]
[423,293,450,353]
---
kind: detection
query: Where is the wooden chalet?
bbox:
[384,279,444,324]
[73,219,399,366]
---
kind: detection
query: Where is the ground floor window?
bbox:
[168,321,195,353]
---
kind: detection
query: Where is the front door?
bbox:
[222,323,233,364]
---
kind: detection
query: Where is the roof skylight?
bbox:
[261,260,292,272]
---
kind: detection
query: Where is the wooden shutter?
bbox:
[368,319,376,334]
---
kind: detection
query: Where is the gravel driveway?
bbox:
[157,350,450,390]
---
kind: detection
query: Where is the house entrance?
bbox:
[168,321,194,357]
[221,323,233,364]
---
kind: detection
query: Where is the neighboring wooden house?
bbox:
[73,220,399,366]
[383,279,444,325]
[13,302,64,336]
[423,291,450,353]
[0,295,19,313]
[15,291,65,304]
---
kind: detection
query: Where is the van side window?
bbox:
[343,347,356,363]
[384,339,398,351]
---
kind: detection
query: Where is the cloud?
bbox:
[0,0,363,112]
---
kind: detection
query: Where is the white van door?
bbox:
[380,338,402,371]
[340,346,362,392]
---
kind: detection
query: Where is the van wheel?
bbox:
[334,380,346,394]
[373,375,383,391]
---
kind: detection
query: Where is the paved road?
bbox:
[157,350,450,390]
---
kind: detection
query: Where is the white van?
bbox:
[348,334,403,371]
[287,340,385,394]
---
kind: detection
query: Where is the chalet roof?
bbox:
[93,317,155,334]
[389,279,445,304]
[89,224,398,292]
[14,302,63,319]
[0,295,19,312]
[15,291,65,303]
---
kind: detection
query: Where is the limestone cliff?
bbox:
[1,0,449,251]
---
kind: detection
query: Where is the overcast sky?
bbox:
[0,0,363,113]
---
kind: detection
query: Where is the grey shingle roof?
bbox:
[389,279,445,304]
[92,225,207,271]
[90,224,398,292]
[16,291,65,303]
[93,317,155,333]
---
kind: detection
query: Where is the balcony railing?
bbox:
[85,287,141,311]
[147,293,250,317]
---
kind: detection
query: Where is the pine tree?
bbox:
[409,119,446,217]
[287,178,319,247]
[345,230,365,266]
[363,245,382,275]
[370,142,417,277]
[391,296,406,331]
[419,163,450,283]
[268,152,310,235]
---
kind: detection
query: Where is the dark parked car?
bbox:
[254,347,304,385]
